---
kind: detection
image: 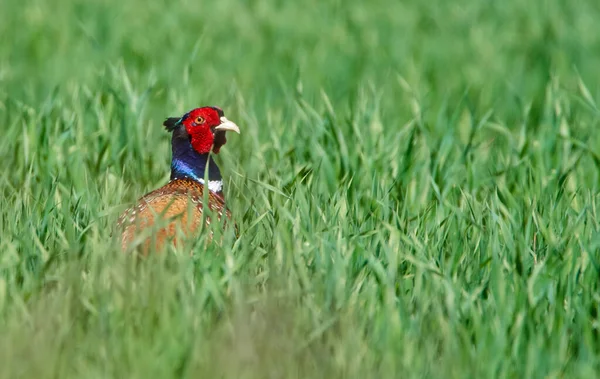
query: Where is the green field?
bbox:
[2,0,600,377]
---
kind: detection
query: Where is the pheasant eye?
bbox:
[195,116,205,124]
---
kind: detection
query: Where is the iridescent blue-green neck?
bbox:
[170,126,222,193]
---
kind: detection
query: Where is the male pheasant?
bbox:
[117,106,240,253]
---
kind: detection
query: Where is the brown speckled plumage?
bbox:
[117,178,231,253]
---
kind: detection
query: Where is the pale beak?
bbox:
[215,117,240,134]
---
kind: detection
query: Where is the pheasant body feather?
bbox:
[117,178,230,252]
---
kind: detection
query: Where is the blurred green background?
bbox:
[2,0,600,377]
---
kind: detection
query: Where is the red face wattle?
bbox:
[178,107,240,154]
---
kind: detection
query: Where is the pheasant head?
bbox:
[163,106,240,154]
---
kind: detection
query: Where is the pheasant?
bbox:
[117,106,240,253]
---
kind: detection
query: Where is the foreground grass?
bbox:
[2,0,600,377]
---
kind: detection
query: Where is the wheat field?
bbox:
[1,0,600,377]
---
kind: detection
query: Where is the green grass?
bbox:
[2,0,600,377]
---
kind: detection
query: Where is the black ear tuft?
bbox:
[163,117,181,132]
